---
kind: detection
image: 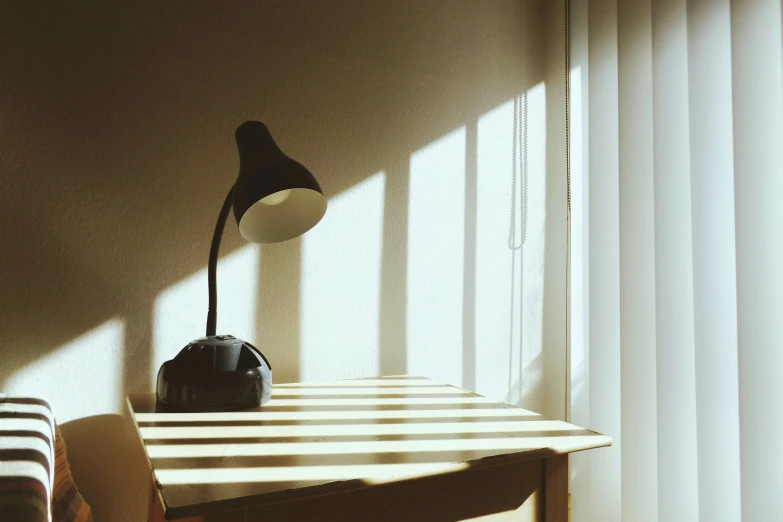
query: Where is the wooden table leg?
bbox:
[544,455,568,522]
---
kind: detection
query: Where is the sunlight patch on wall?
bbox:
[473,84,547,410]
[151,244,260,381]
[5,318,124,422]
[406,127,466,384]
[474,98,519,402]
[300,171,385,381]
[517,82,547,410]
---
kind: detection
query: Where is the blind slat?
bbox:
[651,0,700,519]
[730,0,783,519]
[618,0,659,520]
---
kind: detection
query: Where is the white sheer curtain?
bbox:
[568,1,783,521]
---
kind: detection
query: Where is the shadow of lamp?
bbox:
[156,121,327,412]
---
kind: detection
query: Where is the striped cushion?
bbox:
[0,397,55,522]
[0,396,93,522]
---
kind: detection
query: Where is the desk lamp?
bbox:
[156,121,327,411]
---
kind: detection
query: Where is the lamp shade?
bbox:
[232,121,327,243]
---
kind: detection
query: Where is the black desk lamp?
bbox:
[156,121,327,411]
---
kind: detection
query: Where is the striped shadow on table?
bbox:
[129,377,610,520]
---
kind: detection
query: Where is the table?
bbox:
[126,376,610,521]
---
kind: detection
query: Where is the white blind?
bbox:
[569,1,783,521]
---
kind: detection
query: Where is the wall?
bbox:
[0,2,561,520]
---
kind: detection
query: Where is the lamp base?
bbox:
[155,335,272,412]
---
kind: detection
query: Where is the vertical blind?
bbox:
[568,1,783,521]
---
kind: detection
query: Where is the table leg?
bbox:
[544,455,569,522]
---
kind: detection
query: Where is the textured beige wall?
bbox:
[0,2,557,520]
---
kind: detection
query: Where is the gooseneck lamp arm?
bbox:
[206,186,235,336]
[155,121,328,412]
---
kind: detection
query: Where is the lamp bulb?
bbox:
[260,189,292,206]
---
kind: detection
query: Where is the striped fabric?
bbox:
[0,396,54,522]
[0,396,93,522]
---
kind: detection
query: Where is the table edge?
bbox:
[125,384,613,519]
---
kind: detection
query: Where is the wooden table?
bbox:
[126,376,610,521]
